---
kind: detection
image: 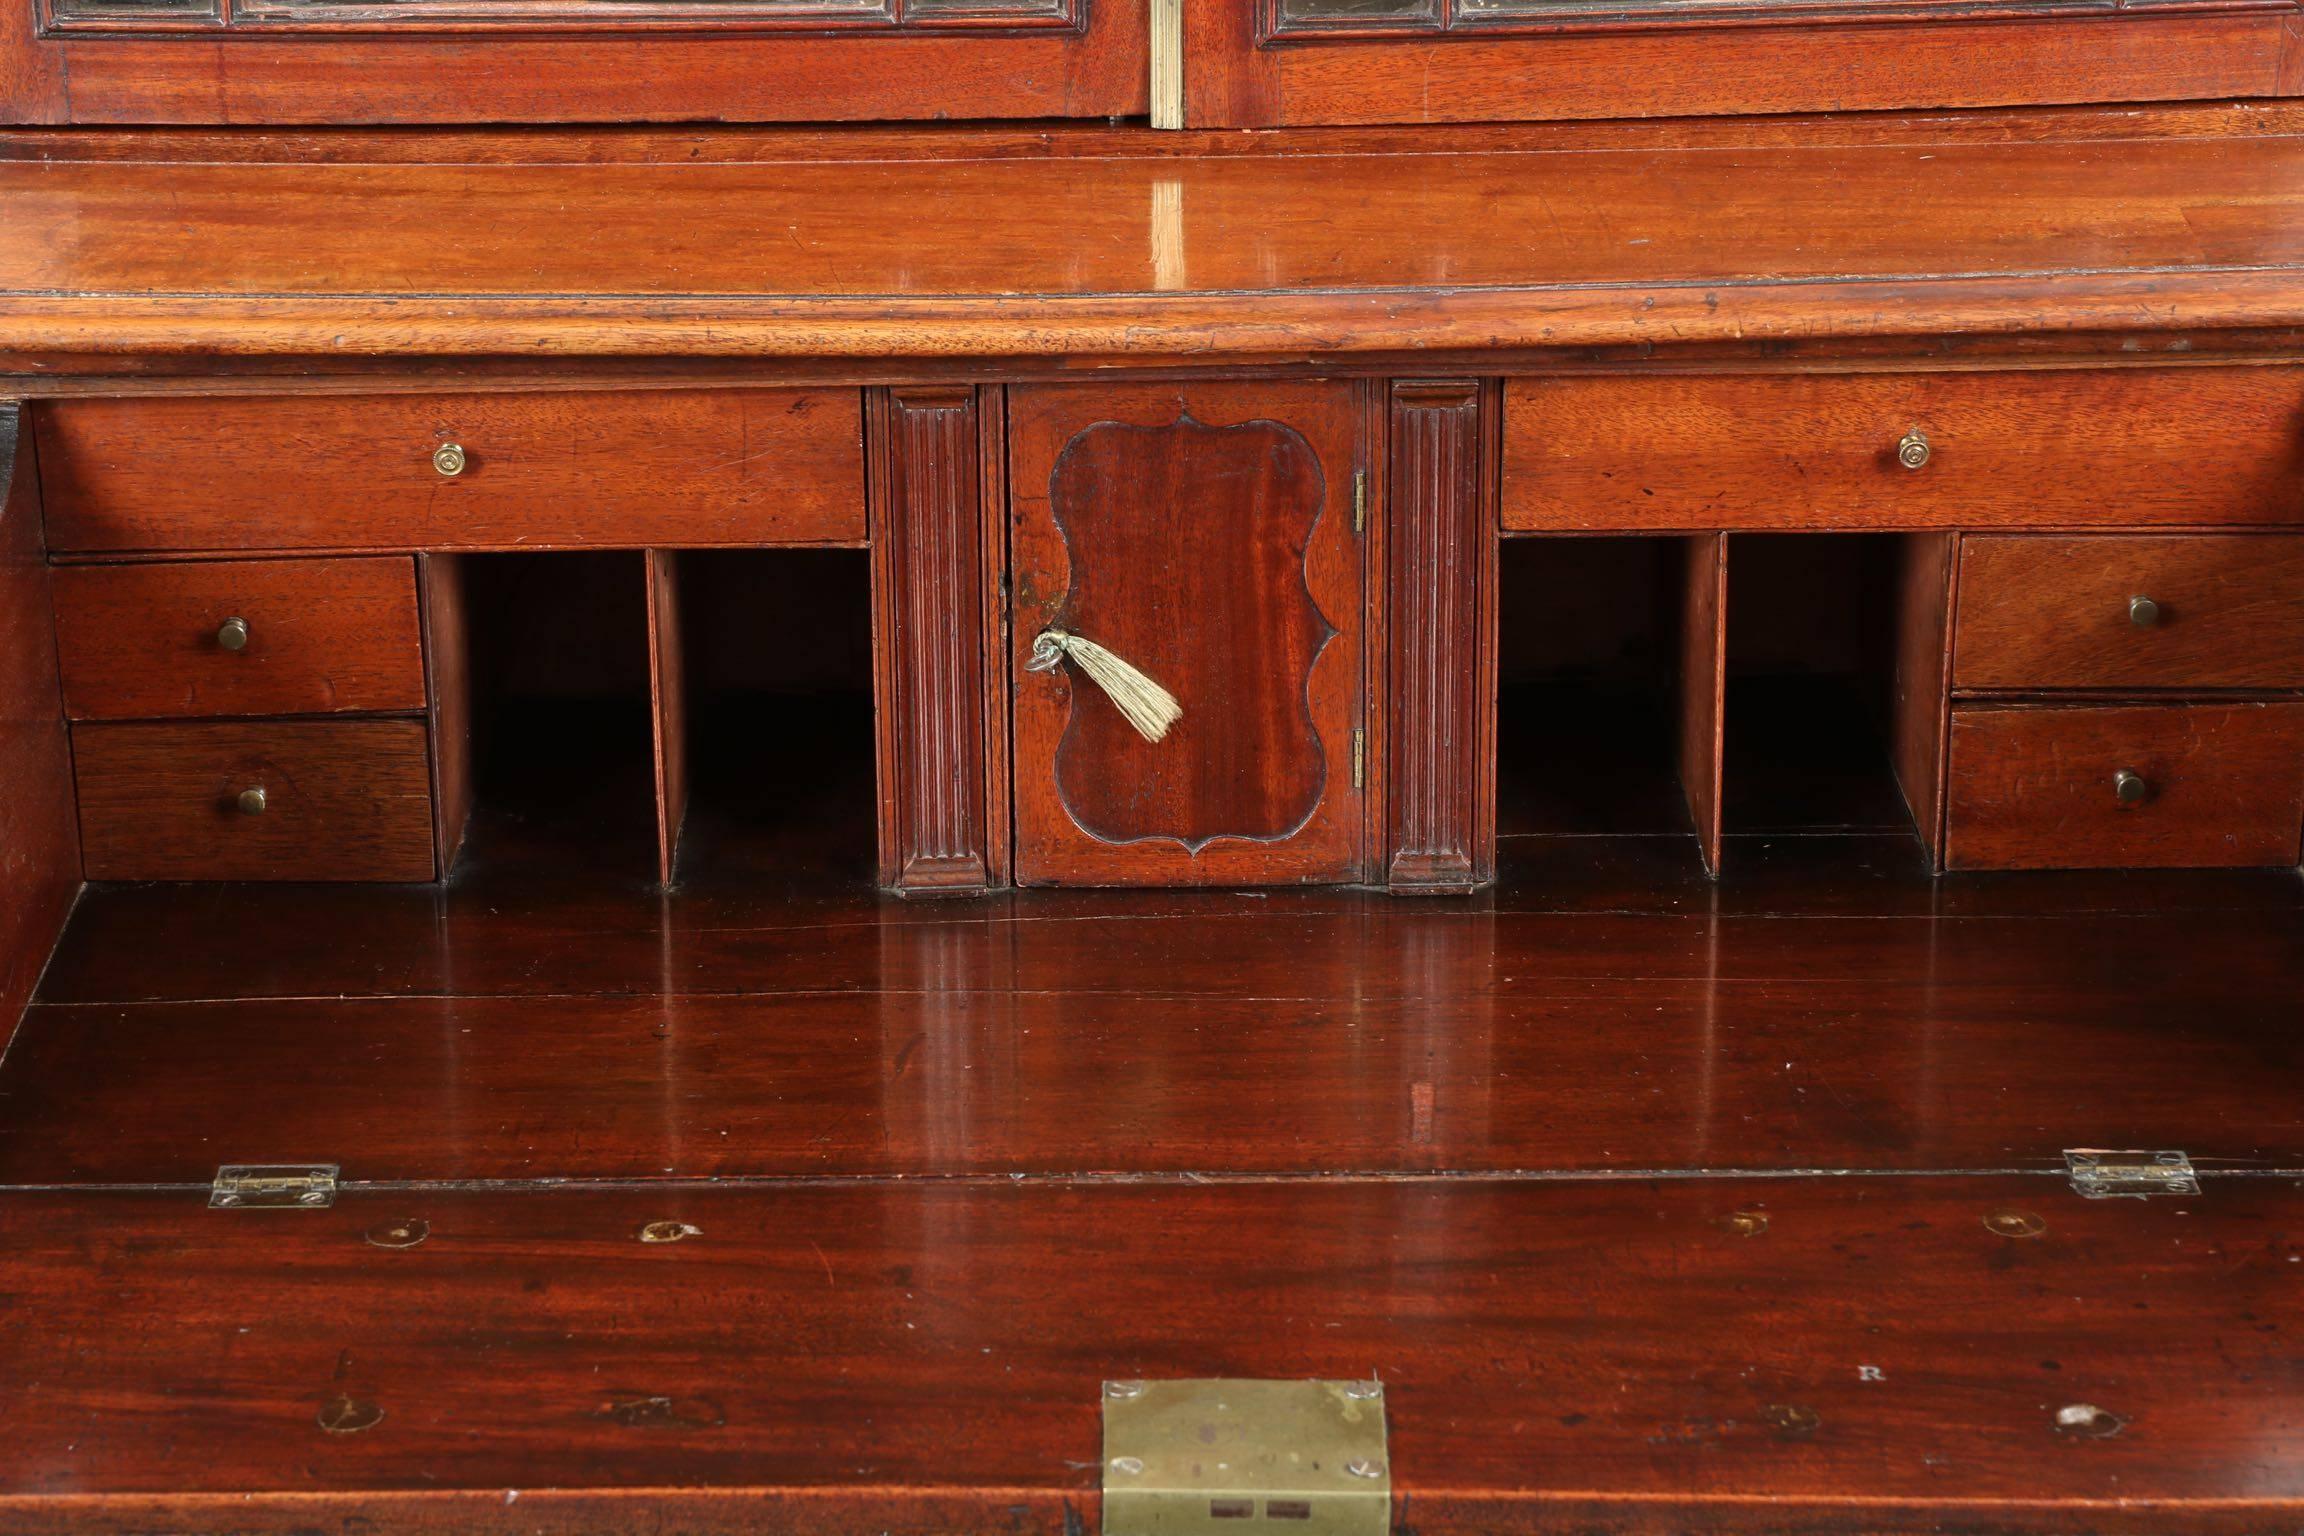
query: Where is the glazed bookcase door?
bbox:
[3,0,1145,123]
[1009,382,1365,887]
[1179,0,2297,126]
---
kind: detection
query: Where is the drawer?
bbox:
[1944,701,2304,870]
[53,557,426,721]
[74,719,437,882]
[1954,535,2304,691]
[38,390,865,553]
[1501,368,2304,532]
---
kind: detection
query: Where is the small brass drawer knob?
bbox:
[215,616,251,651]
[432,442,467,478]
[2113,769,2149,806]
[2128,595,2161,628]
[236,785,269,816]
[1895,430,1932,471]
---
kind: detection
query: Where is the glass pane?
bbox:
[1277,0,1439,22]
[51,0,220,20]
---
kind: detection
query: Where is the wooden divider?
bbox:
[646,550,688,887]
[1677,533,1728,877]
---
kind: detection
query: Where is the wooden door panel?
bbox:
[1010,382,1364,886]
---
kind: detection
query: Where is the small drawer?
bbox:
[53,557,426,721]
[38,389,866,553]
[1954,535,2304,692]
[74,719,437,882]
[1944,701,2304,870]
[1501,367,2304,532]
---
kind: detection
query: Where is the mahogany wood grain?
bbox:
[51,556,425,720]
[73,717,437,881]
[37,390,866,554]
[1945,700,2304,869]
[13,955,2304,1180]
[0,401,78,1034]
[417,553,473,876]
[646,549,687,887]
[1009,381,1365,887]
[869,386,998,895]
[1677,533,1728,876]
[2,1178,2303,1533]
[1503,369,2304,532]
[1955,533,2304,690]
[1385,380,1495,894]
[1890,533,1957,869]
[1184,2,2299,126]
[2,0,1147,125]
[13,117,2304,364]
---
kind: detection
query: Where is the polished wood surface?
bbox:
[1010,382,1365,886]
[1676,533,1728,875]
[73,717,437,881]
[0,0,1147,126]
[1503,369,2304,532]
[1955,534,2304,690]
[1,1176,2302,1535]
[1185,2,2301,127]
[51,555,425,719]
[0,401,78,1031]
[38,390,867,552]
[645,550,688,885]
[418,553,475,874]
[1945,700,2304,868]
[1890,533,1959,869]
[10,106,2304,365]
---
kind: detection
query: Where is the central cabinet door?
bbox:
[1009,383,1365,887]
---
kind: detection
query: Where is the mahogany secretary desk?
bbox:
[4,2,2304,1532]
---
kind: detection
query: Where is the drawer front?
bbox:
[39,390,865,553]
[1944,702,2304,870]
[1955,535,2304,691]
[74,719,436,882]
[53,557,426,721]
[1502,368,2304,532]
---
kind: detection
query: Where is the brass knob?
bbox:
[2113,769,2148,806]
[1895,430,1932,471]
[236,786,268,816]
[215,616,251,651]
[2128,595,2161,628]
[432,442,467,478]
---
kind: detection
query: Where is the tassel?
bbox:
[1028,629,1183,744]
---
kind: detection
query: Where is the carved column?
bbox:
[1385,380,1495,894]
[871,387,1004,894]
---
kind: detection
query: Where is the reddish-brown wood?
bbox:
[1677,533,1728,875]
[646,549,687,886]
[73,717,437,881]
[417,553,474,876]
[1185,2,2298,127]
[1890,533,1957,869]
[2,1177,2304,1534]
[37,390,867,553]
[1945,700,2304,868]
[51,556,425,720]
[1,0,1147,126]
[1009,382,1365,886]
[10,114,2304,366]
[869,386,998,895]
[1385,380,1495,894]
[0,401,79,1033]
[1955,533,2304,690]
[1503,369,2304,532]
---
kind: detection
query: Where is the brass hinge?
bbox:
[211,1164,339,1209]
[1353,729,1365,790]
[1103,1379,1389,1536]
[1352,471,1368,534]
[2065,1149,2197,1200]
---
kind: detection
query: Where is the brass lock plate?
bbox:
[1102,1379,1389,1536]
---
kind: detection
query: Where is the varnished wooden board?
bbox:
[0,1177,2299,1533]
[9,111,2304,360]
[6,968,2304,1182]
